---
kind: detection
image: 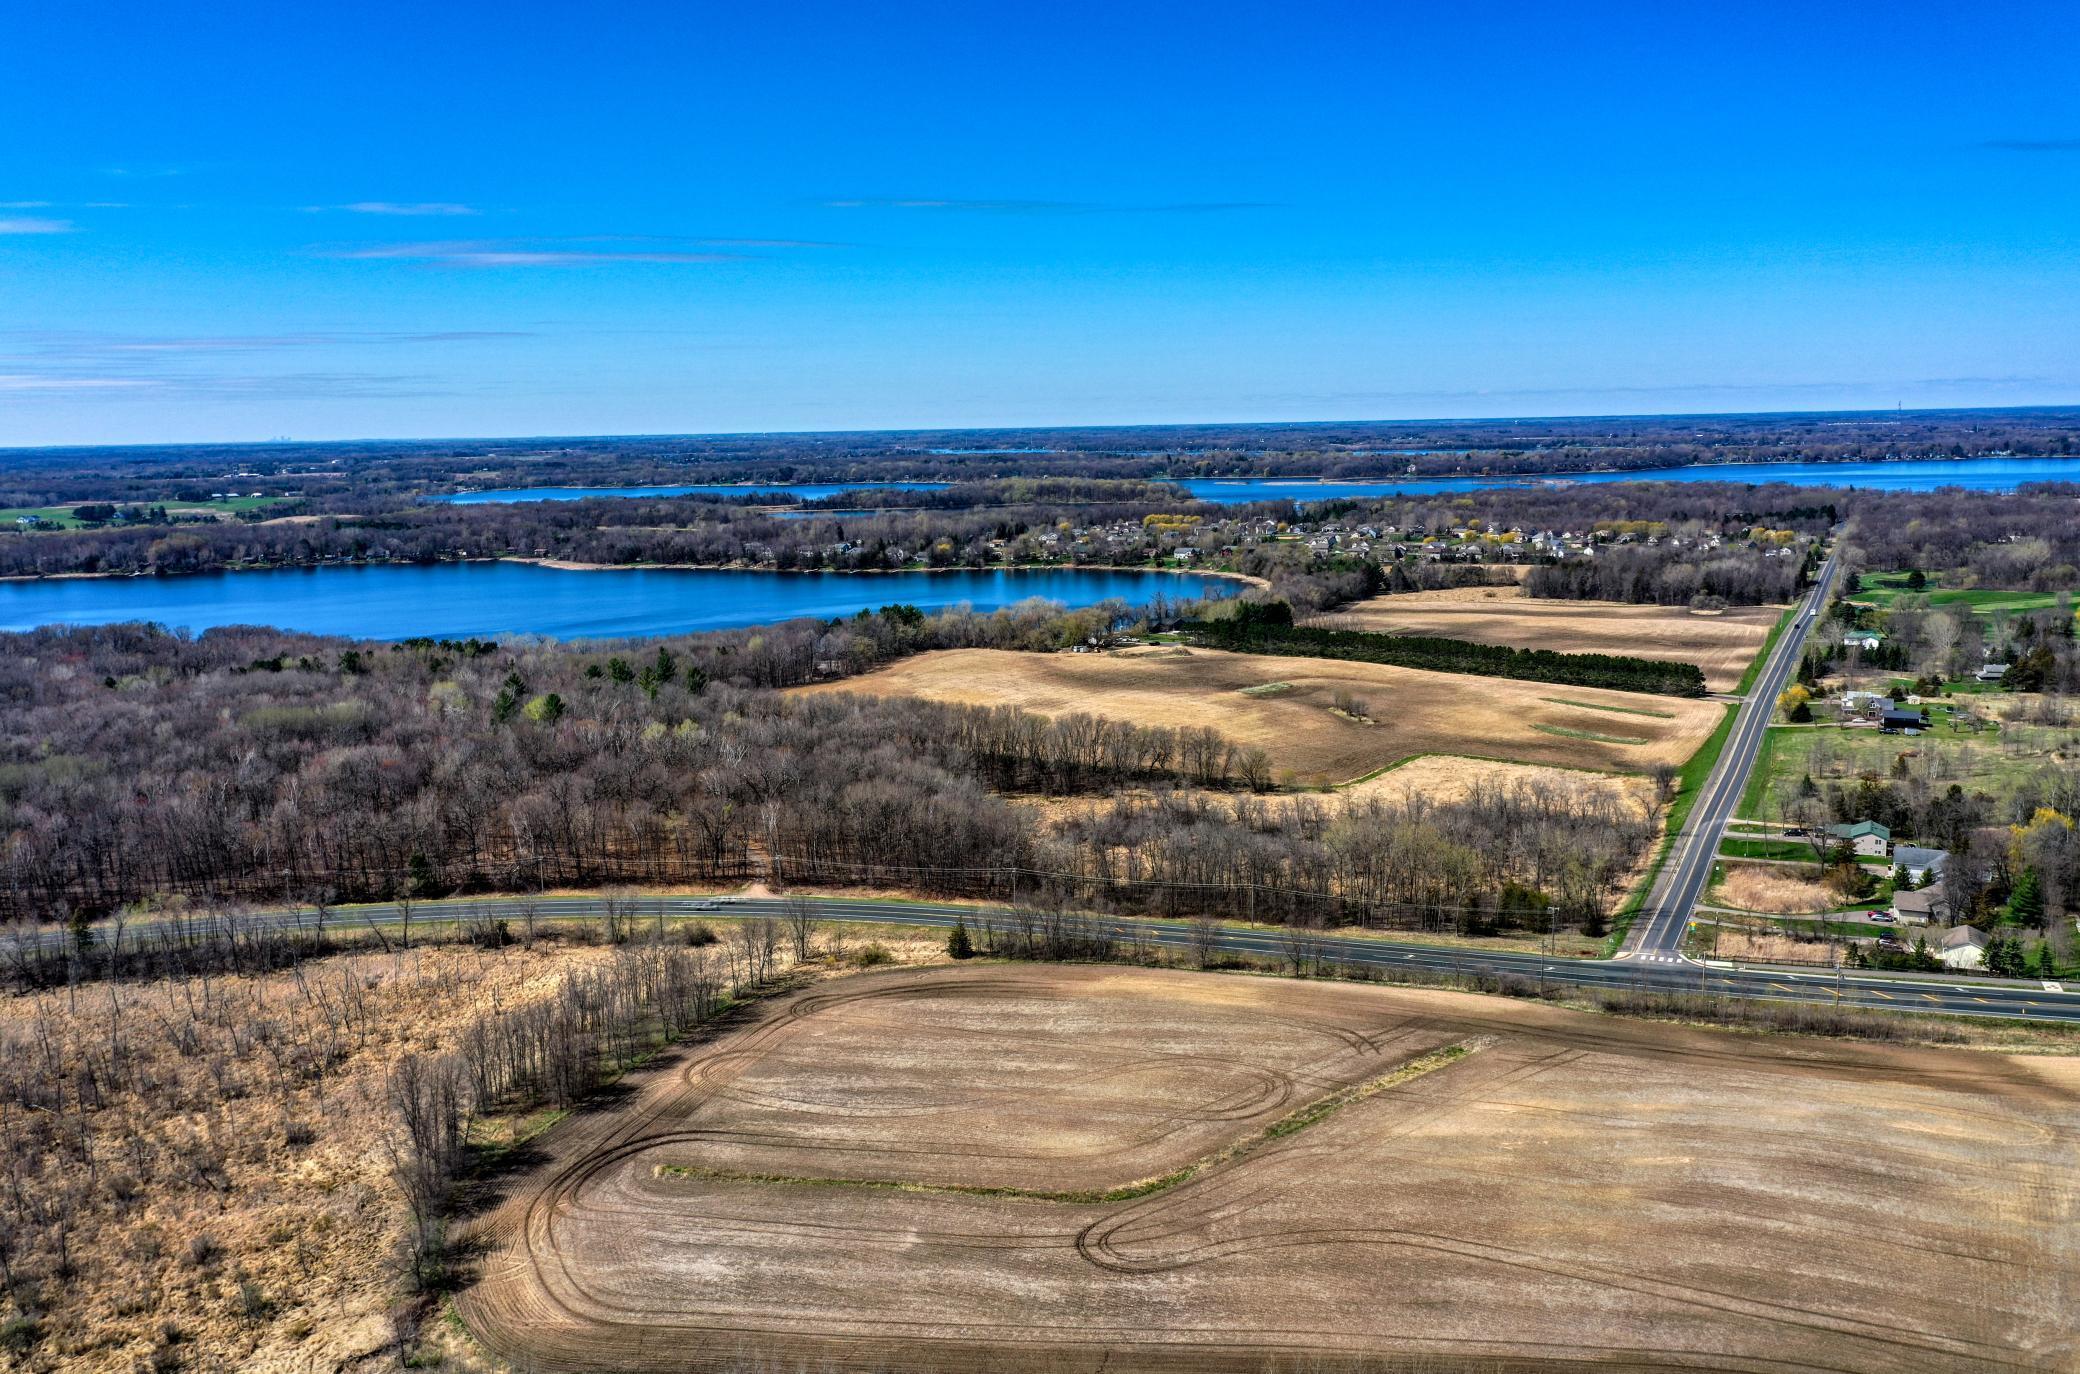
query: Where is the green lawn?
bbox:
[1849,570,2069,617]
[1738,717,2073,824]
[1,496,287,530]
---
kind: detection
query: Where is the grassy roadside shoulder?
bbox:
[1731,600,1800,699]
[1607,699,1739,952]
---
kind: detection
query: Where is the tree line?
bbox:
[1184,603,1709,697]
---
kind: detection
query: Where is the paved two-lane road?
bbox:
[1622,550,1840,962]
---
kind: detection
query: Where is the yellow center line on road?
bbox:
[1768,983,1796,994]
[1972,997,1994,1005]
[1921,994,1944,1004]
[1867,990,1894,1000]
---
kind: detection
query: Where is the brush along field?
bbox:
[797,646,1723,784]
[1312,585,1783,692]
[460,963,2078,1373]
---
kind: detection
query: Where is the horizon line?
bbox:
[8,401,2080,454]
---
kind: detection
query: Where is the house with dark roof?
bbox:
[1880,708,1929,733]
[1893,846,1949,885]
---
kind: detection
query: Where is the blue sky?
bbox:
[3,1,2078,445]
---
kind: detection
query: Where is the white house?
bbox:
[1937,926,1987,971]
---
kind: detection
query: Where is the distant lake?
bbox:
[440,457,2078,511]
[1178,455,2080,503]
[0,563,1232,640]
[439,481,950,504]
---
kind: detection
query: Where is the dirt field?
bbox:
[1312,585,1783,692]
[460,964,2078,1373]
[798,646,1724,784]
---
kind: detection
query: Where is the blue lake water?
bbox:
[440,481,950,504]
[0,563,1232,640]
[1177,456,2080,503]
[440,456,2079,511]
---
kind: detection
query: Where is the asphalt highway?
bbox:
[33,890,2077,1024]
[1622,550,1840,961]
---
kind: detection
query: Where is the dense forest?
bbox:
[0,615,1653,935]
[1841,487,2080,589]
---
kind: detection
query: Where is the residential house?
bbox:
[1842,630,1885,650]
[1936,925,1987,971]
[1840,690,1886,716]
[1826,820,1891,858]
[1890,887,1949,925]
[1893,845,1949,885]
[1880,708,1929,733]
[1976,663,2010,683]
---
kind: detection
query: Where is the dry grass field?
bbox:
[798,646,1723,785]
[1312,585,1784,692]
[460,964,2079,1373]
[1709,861,1841,915]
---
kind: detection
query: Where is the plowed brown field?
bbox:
[794,646,1723,784]
[459,965,2079,1373]
[1314,586,1783,692]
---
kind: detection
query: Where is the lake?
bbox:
[0,563,1233,640]
[440,456,2079,511]
[440,481,949,504]
[1177,455,2080,503]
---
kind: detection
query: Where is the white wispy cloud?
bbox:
[330,201,482,216]
[0,217,75,234]
[323,237,751,268]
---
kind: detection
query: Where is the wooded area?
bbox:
[0,614,1655,937]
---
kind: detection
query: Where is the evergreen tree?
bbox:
[947,919,975,960]
[2008,867,2044,927]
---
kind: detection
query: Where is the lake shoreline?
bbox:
[1,555,1266,592]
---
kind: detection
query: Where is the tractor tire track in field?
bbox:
[457,965,2078,1374]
